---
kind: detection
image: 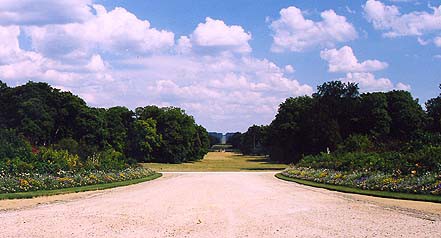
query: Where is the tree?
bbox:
[240,125,268,155]
[426,84,441,133]
[226,132,242,149]
[129,118,161,162]
[386,90,426,140]
[104,106,134,153]
[267,96,315,162]
[135,106,209,163]
[313,81,360,142]
[358,92,391,138]
[209,135,221,147]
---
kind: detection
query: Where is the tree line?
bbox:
[0,81,210,170]
[229,81,441,164]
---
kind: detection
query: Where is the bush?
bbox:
[84,149,126,171]
[336,135,373,153]
[36,148,81,173]
[0,129,34,163]
[298,146,441,174]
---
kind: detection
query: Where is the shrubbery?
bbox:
[282,166,441,195]
[0,167,155,193]
[298,146,441,174]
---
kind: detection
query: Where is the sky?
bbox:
[0,0,440,133]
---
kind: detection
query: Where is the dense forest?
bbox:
[0,81,209,174]
[230,81,441,173]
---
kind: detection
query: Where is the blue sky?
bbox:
[0,0,440,132]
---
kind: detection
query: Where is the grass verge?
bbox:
[0,173,162,200]
[275,173,441,203]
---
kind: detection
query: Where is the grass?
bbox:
[275,173,441,203]
[0,173,162,200]
[142,152,288,172]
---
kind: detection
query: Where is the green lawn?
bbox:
[142,152,288,172]
[276,173,441,203]
[0,173,162,200]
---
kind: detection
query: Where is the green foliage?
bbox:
[0,81,210,169]
[135,106,209,163]
[336,135,373,153]
[226,132,242,148]
[426,85,441,133]
[281,167,441,195]
[209,134,221,146]
[129,118,161,162]
[298,146,441,174]
[0,129,34,162]
[37,148,81,173]
[240,125,268,155]
[386,90,426,140]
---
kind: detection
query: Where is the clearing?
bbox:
[142,151,288,172]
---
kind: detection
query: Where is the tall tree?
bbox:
[426,84,441,133]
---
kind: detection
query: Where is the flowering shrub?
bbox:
[0,167,156,193]
[282,166,441,195]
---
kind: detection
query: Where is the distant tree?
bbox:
[386,90,426,140]
[226,132,242,149]
[209,135,221,147]
[129,118,161,162]
[426,84,441,133]
[240,125,268,155]
[104,106,134,153]
[267,96,315,162]
[136,106,209,163]
[312,81,359,150]
[358,92,391,138]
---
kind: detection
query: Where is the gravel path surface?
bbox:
[0,172,440,237]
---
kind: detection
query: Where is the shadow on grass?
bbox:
[245,158,287,164]
[241,167,286,171]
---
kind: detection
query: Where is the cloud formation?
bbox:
[190,17,252,53]
[0,3,313,132]
[320,46,388,73]
[0,0,93,25]
[270,6,357,52]
[321,45,409,92]
[364,0,441,38]
[25,5,175,58]
[338,72,411,92]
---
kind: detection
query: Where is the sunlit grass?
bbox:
[142,152,288,172]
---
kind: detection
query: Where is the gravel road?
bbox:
[0,172,440,237]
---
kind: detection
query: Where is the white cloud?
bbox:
[320,46,388,73]
[190,17,252,53]
[86,54,107,72]
[364,0,441,38]
[338,72,410,92]
[284,65,295,73]
[0,5,312,132]
[270,6,357,52]
[434,36,441,47]
[176,36,192,54]
[25,4,175,58]
[0,0,93,25]
[321,45,409,93]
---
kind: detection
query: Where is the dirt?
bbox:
[0,172,440,237]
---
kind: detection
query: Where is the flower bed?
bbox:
[0,167,156,193]
[282,166,441,195]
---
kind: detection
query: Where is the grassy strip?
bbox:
[0,173,162,200]
[275,173,441,203]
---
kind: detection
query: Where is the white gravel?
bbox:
[0,172,440,237]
